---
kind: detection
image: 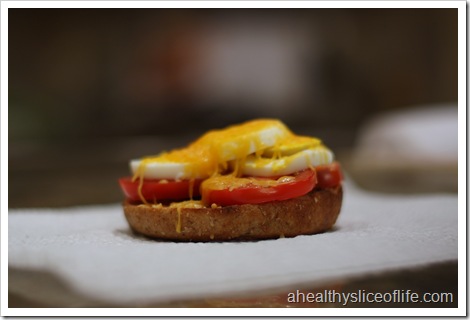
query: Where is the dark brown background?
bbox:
[9,8,457,208]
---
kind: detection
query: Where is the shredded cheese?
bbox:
[176,206,182,233]
[129,119,333,207]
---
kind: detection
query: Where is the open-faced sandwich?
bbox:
[119,119,343,241]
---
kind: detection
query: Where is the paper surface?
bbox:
[9,183,458,306]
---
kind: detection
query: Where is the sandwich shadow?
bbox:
[113,227,339,244]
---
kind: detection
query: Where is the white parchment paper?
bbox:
[8,183,457,305]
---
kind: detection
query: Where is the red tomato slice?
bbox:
[315,162,343,189]
[201,169,317,207]
[119,177,202,203]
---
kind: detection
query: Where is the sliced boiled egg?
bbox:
[130,159,205,180]
[262,136,322,157]
[130,119,290,180]
[197,119,291,162]
[240,146,334,177]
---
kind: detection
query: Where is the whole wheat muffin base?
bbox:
[123,186,342,241]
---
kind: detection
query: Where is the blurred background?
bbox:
[9,8,458,208]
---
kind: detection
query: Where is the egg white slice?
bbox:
[211,123,290,162]
[241,147,334,177]
[130,160,201,180]
[262,136,322,157]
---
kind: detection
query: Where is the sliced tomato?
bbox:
[201,169,317,207]
[315,162,343,189]
[119,177,202,203]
